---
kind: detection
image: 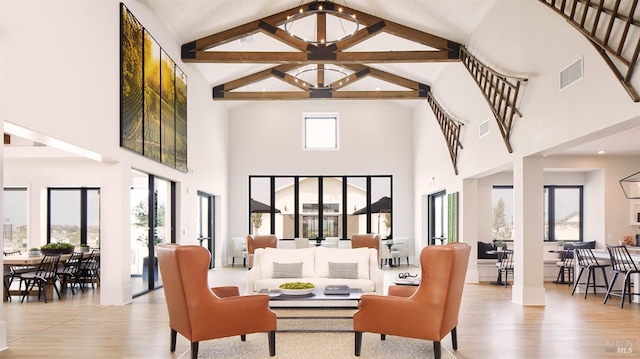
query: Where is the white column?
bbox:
[99,162,133,305]
[462,178,480,283]
[512,156,546,305]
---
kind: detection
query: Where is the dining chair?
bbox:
[571,243,610,299]
[294,237,311,249]
[495,249,514,287]
[391,237,410,266]
[231,237,248,266]
[603,245,640,308]
[80,250,101,288]
[322,237,339,248]
[157,243,276,358]
[354,242,471,359]
[18,254,62,303]
[554,248,574,286]
[3,250,33,301]
[58,252,85,295]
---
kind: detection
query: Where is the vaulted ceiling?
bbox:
[144,0,498,103]
[143,0,640,158]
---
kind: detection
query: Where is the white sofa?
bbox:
[246,246,384,294]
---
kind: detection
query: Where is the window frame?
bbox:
[303,113,339,150]
[249,175,392,240]
[491,185,584,243]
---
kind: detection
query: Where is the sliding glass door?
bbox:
[130,169,174,296]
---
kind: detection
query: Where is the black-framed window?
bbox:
[47,188,100,248]
[544,185,583,242]
[249,175,392,240]
[492,186,514,242]
[491,185,583,242]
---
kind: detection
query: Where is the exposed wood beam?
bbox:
[426,93,464,175]
[221,64,301,91]
[185,50,456,63]
[460,46,527,153]
[213,90,426,100]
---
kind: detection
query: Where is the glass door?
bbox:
[197,191,215,269]
[428,190,447,245]
[130,170,174,296]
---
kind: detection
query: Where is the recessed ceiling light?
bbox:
[597,150,606,154]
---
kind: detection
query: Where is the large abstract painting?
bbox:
[120,3,187,172]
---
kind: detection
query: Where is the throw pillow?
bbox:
[272,262,303,278]
[328,262,359,279]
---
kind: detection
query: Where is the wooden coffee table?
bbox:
[259,288,363,332]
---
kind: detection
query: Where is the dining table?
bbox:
[486,249,509,285]
[3,252,89,301]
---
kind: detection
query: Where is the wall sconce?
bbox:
[619,171,640,199]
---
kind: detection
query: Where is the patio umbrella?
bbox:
[352,196,391,215]
[250,198,281,213]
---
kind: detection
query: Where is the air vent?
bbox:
[479,119,490,138]
[560,58,583,89]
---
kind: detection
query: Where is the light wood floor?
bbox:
[1,265,639,358]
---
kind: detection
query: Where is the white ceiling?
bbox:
[141,0,640,157]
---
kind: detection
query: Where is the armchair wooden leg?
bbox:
[380,334,386,340]
[170,329,177,352]
[191,342,199,359]
[355,331,362,356]
[241,334,246,341]
[433,341,441,359]
[268,330,276,356]
[451,327,458,350]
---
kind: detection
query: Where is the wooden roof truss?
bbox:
[181,1,460,100]
[460,47,527,153]
[539,0,640,102]
[426,93,464,175]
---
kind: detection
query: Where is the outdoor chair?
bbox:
[157,244,276,359]
[354,242,471,359]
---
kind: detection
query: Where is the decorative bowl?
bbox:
[280,288,314,296]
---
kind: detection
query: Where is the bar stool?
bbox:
[603,245,640,308]
[571,243,609,299]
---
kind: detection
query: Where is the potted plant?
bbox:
[28,247,41,257]
[80,244,91,253]
[557,240,565,250]
[40,242,75,255]
[495,239,504,251]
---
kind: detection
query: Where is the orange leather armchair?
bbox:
[350,234,380,252]
[246,234,277,269]
[157,244,276,358]
[353,242,471,359]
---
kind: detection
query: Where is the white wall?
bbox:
[227,100,415,264]
[0,0,229,307]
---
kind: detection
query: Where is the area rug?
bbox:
[178,309,457,359]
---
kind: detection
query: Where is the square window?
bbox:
[304,115,338,149]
